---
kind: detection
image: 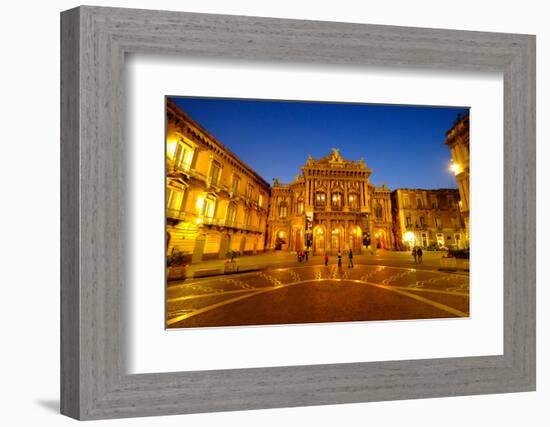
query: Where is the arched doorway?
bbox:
[374,229,387,249]
[313,226,325,254]
[274,229,287,250]
[348,226,362,253]
[331,226,344,254]
[293,228,304,251]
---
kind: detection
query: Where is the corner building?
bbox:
[444,114,470,244]
[166,100,270,262]
[391,188,466,250]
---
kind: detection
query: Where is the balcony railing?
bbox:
[166,208,187,221]
[405,224,428,231]
[174,161,191,174]
[201,217,260,233]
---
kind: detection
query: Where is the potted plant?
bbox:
[224,250,240,273]
[166,249,188,281]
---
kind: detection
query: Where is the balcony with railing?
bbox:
[167,160,192,177]
[405,223,428,231]
[166,208,187,222]
[201,216,261,234]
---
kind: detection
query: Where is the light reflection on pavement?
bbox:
[166,264,469,329]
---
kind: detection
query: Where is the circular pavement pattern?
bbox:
[166,264,469,328]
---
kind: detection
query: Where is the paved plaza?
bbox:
[167,251,469,328]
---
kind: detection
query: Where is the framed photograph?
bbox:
[61,6,535,420]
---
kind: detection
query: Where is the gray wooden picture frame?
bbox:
[60,5,536,420]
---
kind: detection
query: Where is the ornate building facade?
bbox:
[267,149,375,255]
[391,188,466,250]
[445,114,470,245]
[166,100,270,262]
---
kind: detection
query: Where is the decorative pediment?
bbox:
[306,149,368,170]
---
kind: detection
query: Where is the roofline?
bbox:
[167,98,271,189]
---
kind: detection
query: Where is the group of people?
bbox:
[296,249,309,263]
[411,246,423,264]
[323,249,354,268]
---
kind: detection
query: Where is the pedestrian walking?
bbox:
[305,249,309,262]
[416,247,423,264]
[297,250,302,263]
[324,253,329,266]
[347,249,354,268]
[412,246,417,264]
[337,250,342,268]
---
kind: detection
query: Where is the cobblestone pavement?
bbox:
[166,264,470,328]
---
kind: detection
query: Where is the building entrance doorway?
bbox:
[275,230,287,250]
[331,226,344,254]
[313,227,325,254]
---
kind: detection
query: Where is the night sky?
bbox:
[169,97,468,189]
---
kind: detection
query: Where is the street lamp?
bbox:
[449,161,460,176]
[404,231,415,247]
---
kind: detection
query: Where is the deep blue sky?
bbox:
[170,97,468,189]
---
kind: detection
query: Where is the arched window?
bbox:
[279,202,288,219]
[375,203,383,219]
[331,192,342,210]
[348,193,359,211]
[315,192,326,209]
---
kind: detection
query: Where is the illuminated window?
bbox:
[331,192,342,210]
[258,194,264,208]
[202,195,216,218]
[166,187,184,211]
[416,196,423,208]
[419,216,425,227]
[435,217,442,228]
[172,139,194,171]
[406,216,412,227]
[315,192,326,208]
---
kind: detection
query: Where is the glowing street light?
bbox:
[449,161,460,176]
